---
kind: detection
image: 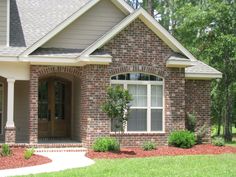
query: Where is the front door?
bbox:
[38,78,71,138]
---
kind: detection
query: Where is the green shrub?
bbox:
[1,144,11,156]
[196,124,208,144]
[142,141,156,151]
[186,112,196,132]
[92,137,120,152]
[212,137,225,146]
[24,148,35,160]
[168,131,196,148]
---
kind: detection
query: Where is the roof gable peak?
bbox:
[80,8,197,61]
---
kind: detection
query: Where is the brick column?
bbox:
[29,66,38,144]
[5,127,16,144]
[5,78,16,144]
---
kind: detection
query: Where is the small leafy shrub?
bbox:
[142,141,156,151]
[168,131,196,148]
[186,112,196,132]
[92,137,120,152]
[196,124,208,144]
[1,144,11,156]
[24,148,35,160]
[212,137,225,146]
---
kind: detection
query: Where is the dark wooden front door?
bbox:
[38,78,71,138]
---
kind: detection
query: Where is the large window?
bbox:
[0,83,3,135]
[111,73,164,133]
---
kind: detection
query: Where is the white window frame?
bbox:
[110,75,165,134]
[0,82,4,135]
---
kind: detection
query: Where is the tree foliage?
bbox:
[102,86,133,146]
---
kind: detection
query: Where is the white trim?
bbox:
[17,55,112,66]
[110,73,165,133]
[111,80,163,85]
[185,73,222,80]
[166,57,194,68]
[147,84,151,132]
[6,0,10,47]
[20,0,133,57]
[6,78,15,128]
[80,8,197,61]
[0,56,18,61]
[0,82,4,135]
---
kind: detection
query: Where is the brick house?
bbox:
[0,0,221,147]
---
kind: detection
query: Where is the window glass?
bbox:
[128,85,147,107]
[38,81,48,119]
[127,109,147,131]
[151,109,163,131]
[151,85,163,107]
[55,81,65,119]
[111,73,163,81]
[110,73,164,132]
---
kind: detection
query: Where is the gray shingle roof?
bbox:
[186,60,221,75]
[31,48,83,57]
[12,0,91,47]
[1,0,91,56]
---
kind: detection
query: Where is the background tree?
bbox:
[102,86,132,147]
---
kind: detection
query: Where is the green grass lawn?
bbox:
[21,154,236,177]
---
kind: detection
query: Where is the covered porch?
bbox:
[0,63,84,145]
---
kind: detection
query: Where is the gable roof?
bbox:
[12,0,92,47]
[0,0,222,79]
[19,0,133,57]
[79,8,197,61]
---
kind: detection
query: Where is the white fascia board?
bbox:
[166,57,194,68]
[0,56,18,61]
[79,55,112,64]
[111,0,134,14]
[19,56,77,63]
[166,60,193,68]
[80,8,198,61]
[185,73,223,80]
[19,55,112,65]
[19,0,100,57]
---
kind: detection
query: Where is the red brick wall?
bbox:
[185,80,211,142]
[27,19,211,147]
[97,19,186,147]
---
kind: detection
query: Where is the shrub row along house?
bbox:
[0,0,221,147]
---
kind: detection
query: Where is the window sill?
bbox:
[110,132,166,136]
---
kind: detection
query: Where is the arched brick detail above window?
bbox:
[35,66,82,78]
[108,65,166,78]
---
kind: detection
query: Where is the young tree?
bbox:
[102,86,133,147]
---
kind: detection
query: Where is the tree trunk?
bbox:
[217,110,222,136]
[224,59,233,142]
[145,0,154,16]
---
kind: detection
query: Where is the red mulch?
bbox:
[86,144,236,159]
[0,148,52,170]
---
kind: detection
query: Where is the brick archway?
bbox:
[29,65,82,144]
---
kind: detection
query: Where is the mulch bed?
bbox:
[86,144,236,159]
[0,148,52,170]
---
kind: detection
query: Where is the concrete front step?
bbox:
[35,147,87,153]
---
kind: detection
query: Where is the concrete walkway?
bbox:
[0,151,95,177]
